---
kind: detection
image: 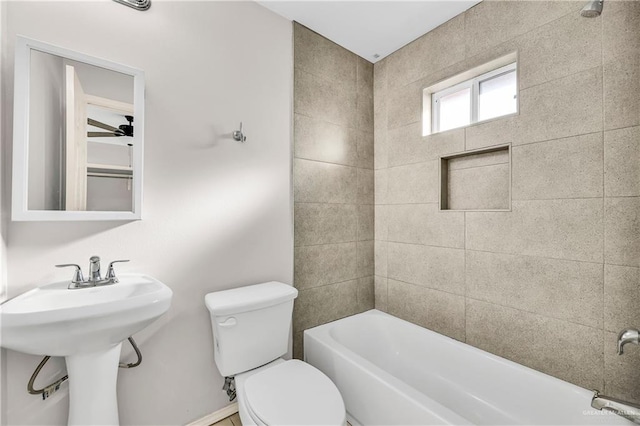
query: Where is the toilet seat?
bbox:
[242,360,345,426]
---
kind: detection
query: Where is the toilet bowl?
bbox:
[235,358,345,426]
[205,282,346,426]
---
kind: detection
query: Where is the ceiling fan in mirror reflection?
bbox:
[87,116,134,145]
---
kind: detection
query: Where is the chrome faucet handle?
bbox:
[105,260,130,283]
[55,264,85,284]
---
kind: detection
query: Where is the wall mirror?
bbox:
[12,36,145,221]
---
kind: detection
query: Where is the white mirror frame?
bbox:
[12,36,145,221]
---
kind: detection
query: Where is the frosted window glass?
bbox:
[438,87,471,132]
[478,70,517,121]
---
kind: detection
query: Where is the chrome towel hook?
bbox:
[233,122,247,142]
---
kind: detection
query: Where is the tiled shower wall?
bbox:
[374,0,640,402]
[292,23,375,358]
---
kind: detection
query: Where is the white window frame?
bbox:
[431,62,517,134]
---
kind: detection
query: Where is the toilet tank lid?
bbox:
[205,282,298,316]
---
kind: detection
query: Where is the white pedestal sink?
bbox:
[0,274,173,425]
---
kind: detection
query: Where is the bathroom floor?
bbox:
[210,413,242,426]
[211,413,352,426]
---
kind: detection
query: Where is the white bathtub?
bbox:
[304,310,631,426]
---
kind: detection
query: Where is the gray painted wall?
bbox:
[1,2,293,424]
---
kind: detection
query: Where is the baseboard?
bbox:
[186,403,238,426]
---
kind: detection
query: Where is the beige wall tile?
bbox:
[293,331,304,360]
[356,130,374,169]
[374,60,389,170]
[516,67,603,145]
[374,169,388,205]
[387,161,439,204]
[357,91,374,132]
[386,15,465,91]
[424,128,466,160]
[374,240,388,277]
[357,241,374,278]
[387,242,465,295]
[448,163,510,210]
[374,57,388,93]
[388,122,425,167]
[605,264,640,333]
[357,56,374,95]
[605,197,640,267]
[294,243,357,290]
[604,330,640,404]
[387,78,424,130]
[466,299,604,391]
[388,279,465,341]
[517,11,601,90]
[604,56,640,131]
[294,114,357,166]
[389,125,464,167]
[465,115,519,151]
[374,127,389,170]
[293,23,357,84]
[294,159,357,204]
[357,204,374,241]
[293,280,359,333]
[602,1,640,64]
[448,148,508,170]
[357,168,374,204]
[388,203,464,248]
[466,199,603,263]
[466,250,603,328]
[374,205,388,241]
[605,126,640,197]
[294,203,357,246]
[512,133,604,200]
[374,276,388,312]
[294,68,357,127]
[464,1,580,58]
[387,204,428,245]
[356,276,375,312]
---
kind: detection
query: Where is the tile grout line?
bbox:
[600,10,607,392]
[389,276,607,333]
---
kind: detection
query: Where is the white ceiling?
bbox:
[257,1,481,63]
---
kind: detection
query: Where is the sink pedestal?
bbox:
[66,343,123,426]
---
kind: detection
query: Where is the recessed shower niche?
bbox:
[439,144,511,211]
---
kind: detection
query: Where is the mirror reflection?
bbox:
[28,49,135,212]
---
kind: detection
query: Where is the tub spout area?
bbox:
[591,391,640,424]
[617,329,640,355]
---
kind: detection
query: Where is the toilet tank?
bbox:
[205,282,298,377]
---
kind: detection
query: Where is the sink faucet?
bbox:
[617,329,640,355]
[56,257,130,289]
[89,256,102,282]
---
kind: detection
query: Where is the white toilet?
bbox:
[205,282,346,426]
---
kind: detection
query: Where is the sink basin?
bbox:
[1,274,172,356]
[0,274,173,425]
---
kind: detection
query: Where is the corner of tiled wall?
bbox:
[292,22,374,359]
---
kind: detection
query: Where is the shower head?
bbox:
[112,0,151,11]
[581,0,603,18]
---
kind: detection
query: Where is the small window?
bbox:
[431,62,517,134]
